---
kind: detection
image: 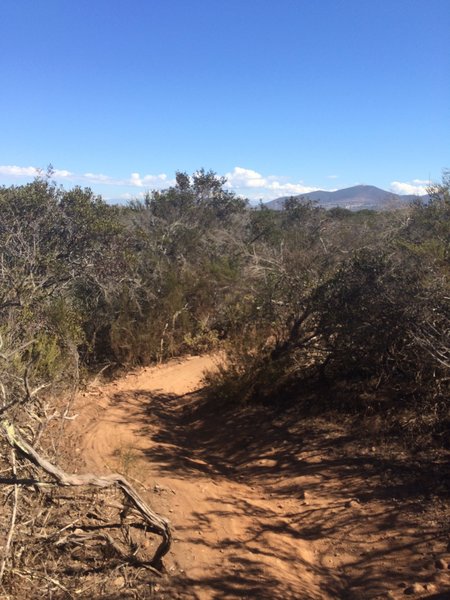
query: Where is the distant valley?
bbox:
[265,184,429,211]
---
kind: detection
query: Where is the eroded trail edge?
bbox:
[74,356,449,600]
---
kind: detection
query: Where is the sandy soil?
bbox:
[74,355,450,599]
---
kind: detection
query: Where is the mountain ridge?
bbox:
[265,184,428,211]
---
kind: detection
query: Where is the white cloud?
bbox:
[0,165,41,177]
[0,163,322,201]
[142,173,169,185]
[53,169,73,178]
[129,172,143,187]
[0,165,73,179]
[265,180,319,195]
[390,180,429,196]
[225,167,267,188]
[83,172,116,184]
[0,165,174,192]
[224,166,319,199]
[128,173,171,187]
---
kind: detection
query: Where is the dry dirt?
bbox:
[73,355,450,599]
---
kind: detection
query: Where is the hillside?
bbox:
[265,184,428,211]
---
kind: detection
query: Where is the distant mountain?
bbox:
[265,185,428,211]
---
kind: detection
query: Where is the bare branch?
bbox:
[0,419,171,567]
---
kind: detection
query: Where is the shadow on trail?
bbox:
[109,387,450,503]
[108,388,450,599]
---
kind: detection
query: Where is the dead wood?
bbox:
[0,448,19,583]
[0,418,171,567]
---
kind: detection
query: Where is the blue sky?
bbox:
[1,0,448,201]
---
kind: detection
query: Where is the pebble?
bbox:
[345,499,360,509]
[404,582,424,595]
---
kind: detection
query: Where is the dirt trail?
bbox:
[76,356,450,599]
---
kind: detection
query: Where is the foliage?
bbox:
[0,169,448,445]
[208,174,449,445]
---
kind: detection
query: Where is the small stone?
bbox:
[404,582,424,595]
[424,583,437,593]
[113,576,125,587]
[435,558,448,570]
[345,499,360,509]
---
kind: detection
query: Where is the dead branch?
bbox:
[0,419,171,567]
[0,448,19,583]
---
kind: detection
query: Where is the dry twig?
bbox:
[0,419,171,567]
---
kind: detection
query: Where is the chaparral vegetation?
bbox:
[0,168,448,598]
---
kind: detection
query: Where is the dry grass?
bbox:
[0,400,169,600]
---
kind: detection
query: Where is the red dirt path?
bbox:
[75,355,450,599]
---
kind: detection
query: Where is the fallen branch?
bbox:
[0,419,171,567]
[0,448,19,583]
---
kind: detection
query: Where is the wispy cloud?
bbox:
[0,165,175,191]
[83,172,117,184]
[0,165,41,177]
[0,165,73,178]
[54,169,73,178]
[390,179,429,196]
[80,171,174,188]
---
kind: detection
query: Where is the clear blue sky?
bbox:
[1,0,448,201]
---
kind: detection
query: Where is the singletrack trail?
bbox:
[75,356,450,599]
